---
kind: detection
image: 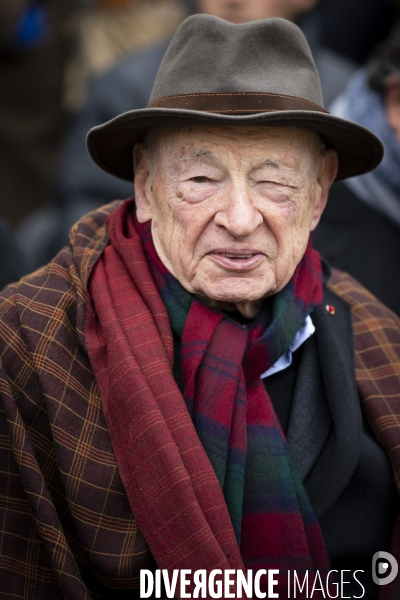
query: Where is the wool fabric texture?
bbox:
[86,199,329,595]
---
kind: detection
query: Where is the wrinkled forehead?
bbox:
[142,124,322,170]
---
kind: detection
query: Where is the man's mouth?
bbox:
[224,253,255,259]
[208,250,264,271]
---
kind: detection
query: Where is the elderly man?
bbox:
[1,15,400,600]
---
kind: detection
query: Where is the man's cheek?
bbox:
[261,202,295,233]
[169,204,211,240]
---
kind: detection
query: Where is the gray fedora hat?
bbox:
[87,14,383,181]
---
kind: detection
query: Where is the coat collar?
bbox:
[69,199,124,291]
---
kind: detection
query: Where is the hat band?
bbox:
[147,92,328,114]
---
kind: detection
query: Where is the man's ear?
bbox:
[310,149,339,231]
[133,143,153,223]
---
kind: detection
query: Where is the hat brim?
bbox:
[87,107,384,182]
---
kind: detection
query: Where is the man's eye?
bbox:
[191,176,210,183]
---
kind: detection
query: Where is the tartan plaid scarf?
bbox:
[86,200,330,596]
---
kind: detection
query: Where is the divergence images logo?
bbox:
[372,552,398,586]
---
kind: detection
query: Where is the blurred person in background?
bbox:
[310,0,398,66]
[0,0,77,227]
[193,0,318,21]
[0,0,184,233]
[313,22,400,316]
[22,0,362,270]
[12,0,186,271]
[64,0,186,111]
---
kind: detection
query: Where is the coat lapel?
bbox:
[288,287,362,518]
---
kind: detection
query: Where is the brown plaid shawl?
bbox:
[0,201,400,599]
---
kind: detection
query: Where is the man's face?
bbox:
[134,125,337,317]
[197,0,319,23]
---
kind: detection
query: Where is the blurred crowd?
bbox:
[1,0,400,313]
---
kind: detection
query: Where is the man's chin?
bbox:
[193,281,273,317]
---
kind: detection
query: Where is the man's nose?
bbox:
[213,185,263,237]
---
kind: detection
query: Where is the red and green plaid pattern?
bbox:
[134,212,329,585]
[85,202,330,595]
